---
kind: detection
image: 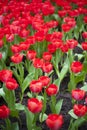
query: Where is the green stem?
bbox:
[5,118,11,130]
[50,95,56,113]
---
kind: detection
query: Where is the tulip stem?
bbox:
[50,95,56,113]
[5,118,11,130]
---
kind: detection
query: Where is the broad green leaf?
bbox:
[59,62,69,83]
[68,109,78,119]
[27,92,33,98]
[3,87,16,110]
[39,113,48,122]
[53,79,60,86]
[75,72,85,84]
[83,61,87,73]
[0,88,5,97]
[15,103,24,110]
[55,99,63,114]
[81,84,87,91]
[24,107,34,130]
[12,122,19,130]
[22,72,34,93]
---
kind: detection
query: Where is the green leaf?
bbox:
[0,88,5,98]
[59,61,69,83]
[53,79,60,86]
[12,122,19,130]
[83,61,87,73]
[75,72,85,84]
[81,84,87,91]
[15,103,25,110]
[55,99,63,114]
[3,87,16,110]
[24,107,34,130]
[39,113,48,122]
[68,109,78,119]
[22,72,34,93]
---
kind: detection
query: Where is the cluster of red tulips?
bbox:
[0,0,87,130]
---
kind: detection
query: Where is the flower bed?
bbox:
[0,0,87,130]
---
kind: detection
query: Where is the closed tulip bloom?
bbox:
[26,50,37,60]
[71,61,83,73]
[42,62,53,73]
[6,78,18,90]
[0,105,10,119]
[33,58,44,69]
[46,84,58,96]
[0,69,13,82]
[73,104,87,117]
[28,98,43,113]
[0,39,3,48]
[11,53,23,64]
[66,39,78,49]
[39,76,50,87]
[82,42,87,50]
[82,32,87,39]
[46,114,63,130]
[42,52,52,61]
[72,89,86,101]
[30,80,42,93]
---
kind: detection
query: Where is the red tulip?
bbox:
[42,62,53,73]
[30,80,42,93]
[33,58,44,69]
[0,105,10,119]
[82,42,87,50]
[39,76,50,87]
[46,114,63,130]
[28,98,43,113]
[0,39,3,48]
[11,53,23,64]
[66,39,78,49]
[48,43,57,53]
[6,78,18,90]
[0,69,12,82]
[46,84,58,96]
[26,50,37,60]
[73,104,87,117]
[72,89,86,101]
[82,32,87,39]
[71,61,83,73]
[42,52,52,61]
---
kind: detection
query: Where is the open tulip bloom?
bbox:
[0,0,87,130]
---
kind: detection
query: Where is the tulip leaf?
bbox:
[39,113,48,122]
[15,103,25,110]
[81,84,87,91]
[0,88,5,98]
[75,72,85,84]
[24,107,34,130]
[12,122,19,130]
[22,72,34,93]
[68,109,78,119]
[55,99,63,114]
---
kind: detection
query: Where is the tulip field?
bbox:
[0,0,87,130]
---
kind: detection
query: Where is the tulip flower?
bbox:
[39,76,50,87]
[46,114,63,130]
[29,80,43,93]
[71,61,83,73]
[5,78,18,90]
[28,98,43,113]
[72,89,86,101]
[0,105,10,119]
[73,104,87,117]
[46,84,58,96]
